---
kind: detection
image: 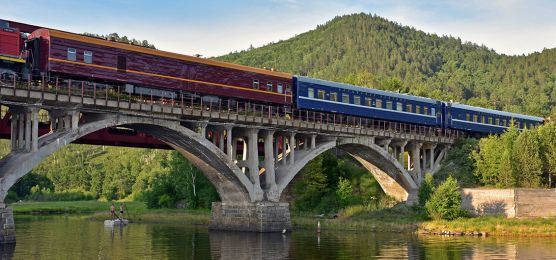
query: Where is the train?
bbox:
[0,19,544,135]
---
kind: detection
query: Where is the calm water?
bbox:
[3,215,556,259]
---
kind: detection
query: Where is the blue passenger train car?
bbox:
[294,76,443,126]
[446,103,544,134]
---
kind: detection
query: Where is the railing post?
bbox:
[117,85,120,108]
[81,81,85,104]
[93,83,97,104]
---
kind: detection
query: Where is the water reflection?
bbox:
[9,215,556,259]
[209,231,290,259]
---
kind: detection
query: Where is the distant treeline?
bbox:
[82,32,156,49]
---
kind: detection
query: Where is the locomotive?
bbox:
[0,19,544,135]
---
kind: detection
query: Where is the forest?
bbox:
[5,13,556,213]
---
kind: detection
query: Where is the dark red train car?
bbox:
[27,29,293,105]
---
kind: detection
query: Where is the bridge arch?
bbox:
[0,113,255,205]
[276,137,418,202]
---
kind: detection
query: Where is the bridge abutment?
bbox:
[209,202,292,232]
[0,206,15,244]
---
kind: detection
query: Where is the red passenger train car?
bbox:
[26,29,293,105]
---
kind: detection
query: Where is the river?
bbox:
[3,215,556,259]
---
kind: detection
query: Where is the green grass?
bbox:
[9,200,211,225]
[292,205,426,233]
[10,201,556,236]
[421,216,556,236]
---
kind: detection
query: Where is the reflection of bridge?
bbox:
[0,78,456,243]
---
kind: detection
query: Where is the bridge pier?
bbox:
[0,206,15,244]
[209,202,291,232]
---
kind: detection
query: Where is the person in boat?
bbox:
[119,203,126,220]
[110,203,116,220]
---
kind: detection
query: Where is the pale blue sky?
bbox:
[1,0,555,57]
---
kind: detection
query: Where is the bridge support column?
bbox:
[225,126,233,161]
[209,202,291,232]
[410,142,423,184]
[289,133,296,165]
[11,107,39,153]
[281,134,287,166]
[0,206,15,244]
[246,128,263,201]
[263,130,279,202]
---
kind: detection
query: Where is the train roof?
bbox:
[450,103,544,122]
[31,29,292,79]
[295,76,438,104]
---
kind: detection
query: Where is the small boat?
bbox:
[104,218,129,227]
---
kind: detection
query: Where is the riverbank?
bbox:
[8,201,556,236]
[9,201,211,225]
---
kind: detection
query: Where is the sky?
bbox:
[1,0,555,57]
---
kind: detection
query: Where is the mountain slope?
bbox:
[217,13,556,117]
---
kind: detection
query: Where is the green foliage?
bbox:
[418,174,434,206]
[336,177,354,207]
[434,138,478,187]
[425,177,466,220]
[5,144,218,209]
[82,32,156,49]
[27,186,95,201]
[472,123,556,188]
[293,150,387,213]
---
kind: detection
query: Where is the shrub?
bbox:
[425,176,466,220]
[418,173,434,206]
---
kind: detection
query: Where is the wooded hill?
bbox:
[217,13,556,118]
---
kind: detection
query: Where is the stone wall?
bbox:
[0,207,15,244]
[515,189,556,218]
[462,188,556,218]
[209,202,292,232]
[461,188,516,217]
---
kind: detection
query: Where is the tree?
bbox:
[418,173,434,206]
[512,130,543,188]
[425,176,465,220]
[537,123,556,187]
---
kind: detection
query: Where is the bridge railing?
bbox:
[0,73,461,140]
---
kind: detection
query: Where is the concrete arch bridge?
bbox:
[0,80,456,243]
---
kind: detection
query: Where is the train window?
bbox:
[473,115,478,122]
[516,121,521,129]
[117,55,127,72]
[267,82,273,92]
[253,80,259,89]
[386,101,393,110]
[495,118,500,125]
[424,106,429,115]
[84,51,93,64]
[406,104,412,113]
[318,90,325,99]
[488,117,493,125]
[308,88,314,98]
[396,102,403,111]
[277,83,283,93]
[330,92,338,102]
[481,116,486,124]
[415,105,421,114]
[502,119,507,126]
[431,108,436,116]
[67,48,77,61]
[376,99,382,108]
[342,93,349,103]
[466,114,471,121]
[285,85,291,93]
[366,97,372,106]
[354,96,361,105]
